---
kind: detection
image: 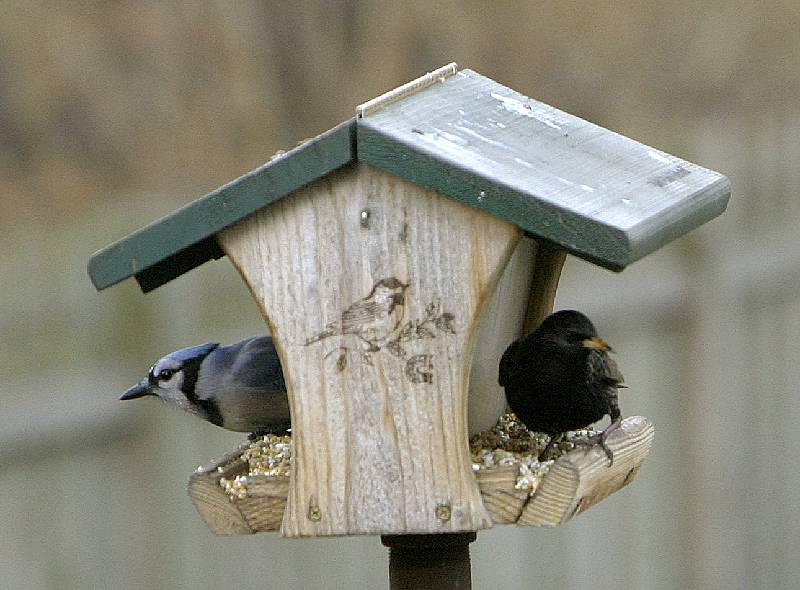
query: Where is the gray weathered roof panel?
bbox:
[358,69,730,269]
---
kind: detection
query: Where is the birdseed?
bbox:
[470,413,600,495]
[213,417,599,500]
[217,434,292,500]
[243,434,292,477]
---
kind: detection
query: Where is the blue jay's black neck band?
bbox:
[180,348,223,427]
[196,398,224,427]
[180,356,204,401]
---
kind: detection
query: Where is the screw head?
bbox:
[308,498,322,521]
[435,503,452,522]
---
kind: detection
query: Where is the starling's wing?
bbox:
[498,339,522,386]
[587,351,625,387]
[604,356,625,387]
[586,350,624,420]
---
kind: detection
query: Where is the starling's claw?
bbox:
[594,417,622,466]
[569,417,621,466]
[537,433,564,462]
[568,434,614,465]
[598,437,615,466]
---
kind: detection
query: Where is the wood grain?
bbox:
[475,465,528,524]
[518,415,655,526]
[218,162,520,536]
[188,450,288,535]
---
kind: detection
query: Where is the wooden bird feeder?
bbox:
[89,64,729,587]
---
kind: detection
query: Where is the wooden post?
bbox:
[382,533,476,590]
[523,239,567,335]
[218,161,520,536]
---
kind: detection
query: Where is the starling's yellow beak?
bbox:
[582,337,612,352]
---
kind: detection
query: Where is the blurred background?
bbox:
[2,2,799,589]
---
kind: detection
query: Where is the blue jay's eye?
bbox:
[158,368,176,380]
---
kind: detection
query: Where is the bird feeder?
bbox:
[88,64,729,586]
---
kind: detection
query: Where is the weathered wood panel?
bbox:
[218,162,520,536]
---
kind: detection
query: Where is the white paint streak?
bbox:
[490,91,563,130]
[453,124,509,149]
[579,184,595,192]
[415,128,493,169]
[430,128,468,146]
[648,150,671,164]
[513,157,535,169]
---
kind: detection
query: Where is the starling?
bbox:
[498,310,625,464]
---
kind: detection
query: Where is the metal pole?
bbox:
[381,533,477,590]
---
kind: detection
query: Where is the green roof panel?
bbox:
[88,119,356,291]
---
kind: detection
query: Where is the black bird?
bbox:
[499,310,625,464]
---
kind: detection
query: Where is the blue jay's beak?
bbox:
[120,380,153,400]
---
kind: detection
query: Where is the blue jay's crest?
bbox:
[166,341,219,363]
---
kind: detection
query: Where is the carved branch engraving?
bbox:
[305,277,456,383]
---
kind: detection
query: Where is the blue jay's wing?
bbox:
[201,336,290,433]
[235,336,286,390]
[213,336,286,391]
[215,381,291,433]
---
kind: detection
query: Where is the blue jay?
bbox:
[120,336,290,435]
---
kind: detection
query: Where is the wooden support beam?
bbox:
[523,239,567,335]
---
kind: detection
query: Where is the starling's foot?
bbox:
[248,431,267,441]
[573,418,622,466]
[596,435,615,466]
[537,433,564,462]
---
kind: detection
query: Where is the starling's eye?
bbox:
[158,368,176,380]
